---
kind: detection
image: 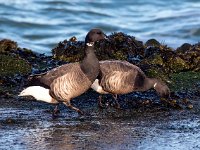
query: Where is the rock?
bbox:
[177,42,200,71]
[52,39,85,62]
[176,43,192,53]
[145,39,161,47]
[0,33,199,98]
[52,32,144,62]
[0,54,31,77]
[0,39,18,54]
[166,56,189,73]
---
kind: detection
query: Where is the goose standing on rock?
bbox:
[91,60,170,108]
[19,28,107,115]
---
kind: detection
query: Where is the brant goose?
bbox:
[91,60,170,108]
[19,28,107,114]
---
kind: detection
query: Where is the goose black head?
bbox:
[85,28,107,45]
[154,80,170,98]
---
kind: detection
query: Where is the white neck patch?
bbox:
[86,42,94,46]
[153,83,157,88]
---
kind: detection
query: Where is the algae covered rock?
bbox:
[0,54,31,77]
[176,43,192,53]
[52,32,199,83]
[0,39,32,78]
[52,39,85,62]
[169,71,200,92]
[0,39,18,54]
[166,56,189,73]
[52,32,144,62]
[145,39,161,47]
[176,42,200,71]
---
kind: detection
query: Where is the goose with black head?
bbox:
[19,28,107,115]
[91,60,170,108]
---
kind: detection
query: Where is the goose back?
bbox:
[29,63,79,88]
[98,60,147,94]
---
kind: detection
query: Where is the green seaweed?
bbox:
[0,39,18,54]
[166,56,189,73]
[169,71,200,92]
[0,55,31,77]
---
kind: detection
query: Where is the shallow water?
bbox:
[1,106,200,150]
[1,94,200,150]
[0,0,200,54]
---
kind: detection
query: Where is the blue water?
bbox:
[0,0,200,54]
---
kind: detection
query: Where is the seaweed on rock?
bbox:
[0,34,199,109]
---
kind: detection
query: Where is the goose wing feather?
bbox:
[29,63,79,88]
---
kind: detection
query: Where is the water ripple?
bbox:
[0,0,200,54]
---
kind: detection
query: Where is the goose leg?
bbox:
[52,104,60,117]
[112,94,121,109]
[98,95,105,108]
[63,101,84,115]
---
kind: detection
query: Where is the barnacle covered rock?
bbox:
[52,33,200,84]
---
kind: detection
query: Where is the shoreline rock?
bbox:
[0,33,199,110]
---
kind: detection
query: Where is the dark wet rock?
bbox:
[52,39,85,62]
[145,39,161,47]
[176,43,192,53]
[51,32,199,77]
[166,55,189,73]
[4,118,16,124]
[169,71,200,92]
[52,32,144,63]
[1,36,200,150]
[177,42,200,71]
[0,54,31,77]
[0,34,200,111]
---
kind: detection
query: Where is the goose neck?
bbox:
[142,78,157,91]
[80,44,99,82]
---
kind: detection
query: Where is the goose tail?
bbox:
[19,86,57,104]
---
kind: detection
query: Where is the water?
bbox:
[1,105,200,150]
[0,0,200,54]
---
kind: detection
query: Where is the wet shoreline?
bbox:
[0,35,200,149]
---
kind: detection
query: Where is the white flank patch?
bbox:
[91,79,108,94]
[18,86,54,103]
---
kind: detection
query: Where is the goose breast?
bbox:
[50,65,91,101]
